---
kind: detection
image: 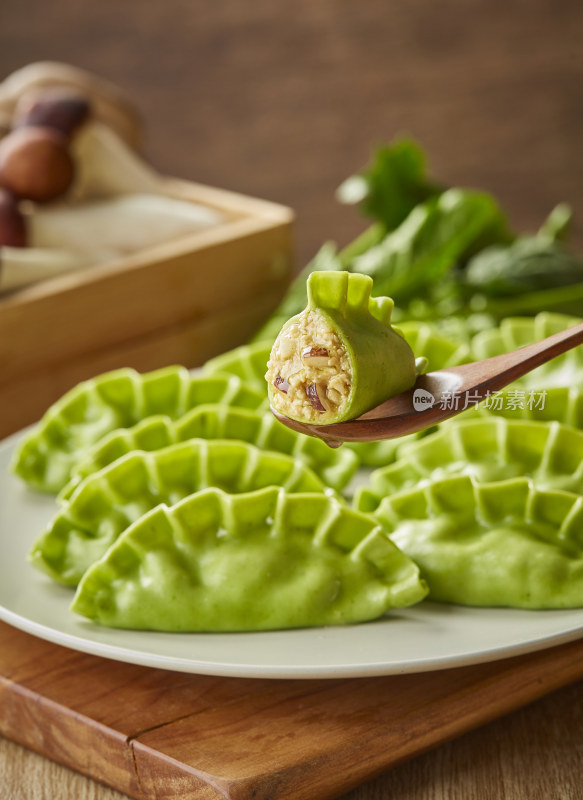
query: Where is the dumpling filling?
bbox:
[267,310,352,423]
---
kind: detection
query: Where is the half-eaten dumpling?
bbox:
[267,271,418,425]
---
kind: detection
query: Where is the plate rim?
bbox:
[3,600,583,679]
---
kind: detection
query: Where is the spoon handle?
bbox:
[453,321,583,395]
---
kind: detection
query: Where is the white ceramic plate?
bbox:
[2,429,583,679]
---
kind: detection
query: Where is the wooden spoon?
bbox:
[271,322,583,447]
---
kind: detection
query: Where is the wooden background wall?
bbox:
[1,0,581,267]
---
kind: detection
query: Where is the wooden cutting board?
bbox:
[2,620,583,799]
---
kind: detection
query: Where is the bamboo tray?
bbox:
[0,181,294,438]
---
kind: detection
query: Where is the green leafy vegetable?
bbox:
[252,136,447,344]
[464,204,582,297]
[336,137,443,230]
[538,202,572,242]
[466,239,583,296]
[253,138,583,351]
[254,186,510,344]
[350,188,510,305]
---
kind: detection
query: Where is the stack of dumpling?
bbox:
[12,357,427,631]
[13,310,583,631]
[354,311,583,610]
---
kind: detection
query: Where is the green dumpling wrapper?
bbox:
[355,418,583,511]
[471,311,583,390]
[30,439,330,587]
[267,271,417,425]
[346,318,472,467]
[11,366,266,494]
[397,319,472,371]
[445,311,583,434]
[61,403,359,500]
[372,474,583,609]
[71,486,428,631]
[458,384,583,430]
[203,340,273,393]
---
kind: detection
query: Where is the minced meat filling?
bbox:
[266,310,352,422]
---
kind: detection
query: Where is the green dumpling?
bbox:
[471,311,583,390]
[62,403,359,499]
[444,312,583,434]
[355,418,583,511]
[30,439,330,587]
[71,486,428,631]
[397,319,472,370]
[267,271,417,425]
[346,318,472,467]
[451,384,583,430]
[203,340,273,393]
[373,474,583,609]
[11,366,266,494]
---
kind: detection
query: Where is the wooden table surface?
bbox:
[2,675,583,800]
[1,1,583,797]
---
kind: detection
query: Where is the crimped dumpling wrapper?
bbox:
[63,403,359,500]
[71,486,427,631]
[356,418,583,511]
[11,366,266,493]
[373,474,583,609]
[30,438,331,587]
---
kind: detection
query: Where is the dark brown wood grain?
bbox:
[0,0,581,268]
[2,619,583,800]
